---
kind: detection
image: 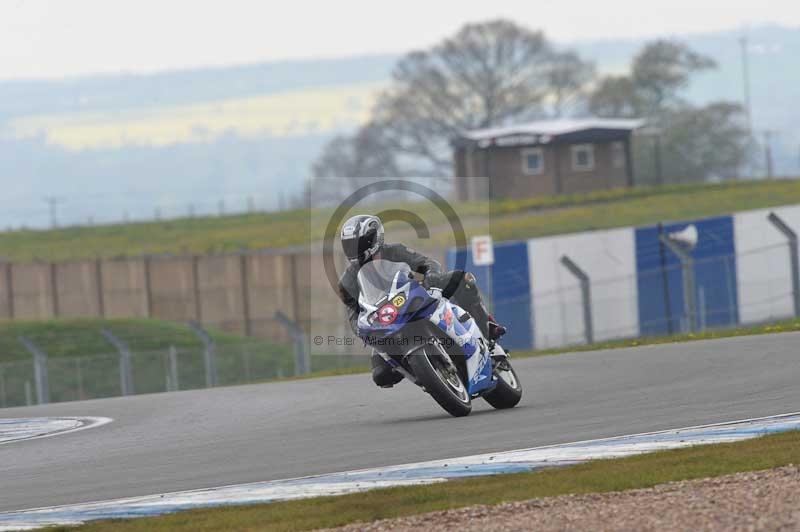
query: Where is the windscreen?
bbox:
[356,259,411,306]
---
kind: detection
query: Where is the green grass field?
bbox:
[0,318,281,363]
[3,179,800,262]
[62,429,800,531]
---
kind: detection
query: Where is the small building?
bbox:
[452,118,644,200]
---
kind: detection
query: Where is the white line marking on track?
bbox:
[1,412,798,531]
[0,417,112,446]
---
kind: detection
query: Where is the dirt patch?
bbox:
[329,465,800,531]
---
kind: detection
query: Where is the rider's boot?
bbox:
[371,352,404,388]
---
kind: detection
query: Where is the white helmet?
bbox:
[340,214,384,265]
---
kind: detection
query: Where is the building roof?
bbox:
[455,118,645,148]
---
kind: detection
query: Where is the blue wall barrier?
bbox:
[635,216,739,336]
[447,241,533,350]
[448,209,759,350]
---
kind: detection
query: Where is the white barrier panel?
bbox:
[734,205,800,324]
[528,227,638,349]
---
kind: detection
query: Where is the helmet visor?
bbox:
[342,230,376,263]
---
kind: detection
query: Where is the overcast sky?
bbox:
[2,0,799,81]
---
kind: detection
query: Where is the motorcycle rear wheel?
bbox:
[408,341,472,417]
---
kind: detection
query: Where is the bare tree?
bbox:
[311,123,401,180]
[590,41,716,119]
[547,51,596,117]
[631,40,716,113]
[312,19,597,180]
[303,123,402,206]
[343,20,559,176]
[588,75,642,118]
[588,39,747,183]
[648,102,749,182]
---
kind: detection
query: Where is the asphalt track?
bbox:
[1,332,799,513]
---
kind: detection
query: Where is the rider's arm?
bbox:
[385,243,442,275]
[337,269,361,335]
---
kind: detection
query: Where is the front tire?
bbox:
[408,342,472,417]
[483,357,522,409]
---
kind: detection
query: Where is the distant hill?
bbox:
[0,54,396,119]
[0,25,798,229]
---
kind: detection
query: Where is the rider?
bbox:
[337,214,506,388]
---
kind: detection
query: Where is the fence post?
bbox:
[5,262,14,319]
[49,262,60,317]
[767,212,800,317]
[656,223,674,334]
[75,357,84,399]
[240,254,252,336]
[192,256,202,322]
[143,256,154,318]
[19,336,50,404]
[0,365,6,408]
[559,255,594,344]
[101,329,134,396]
[166,345,179,391]
[188,321,216,387]
[95,258,105,317]
[698,286,707,331]
[242,344,252,381]
[659,234,697,333]
[275,310,310,375]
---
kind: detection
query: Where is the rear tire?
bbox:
[408,342,472,417]
[483,358,522,409]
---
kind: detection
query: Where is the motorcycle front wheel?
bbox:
[408,341,472,417]
[483,356,522,409]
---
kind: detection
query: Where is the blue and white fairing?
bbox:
[356,260,437,337]
[428,297,494,394]
[356,260,494,396]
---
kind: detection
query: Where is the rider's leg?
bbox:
[371,352,404,388]
[432,271,506,340]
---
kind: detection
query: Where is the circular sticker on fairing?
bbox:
[391,295,406,307]
[378,304,398,324]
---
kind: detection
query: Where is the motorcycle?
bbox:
[356,259,522,417]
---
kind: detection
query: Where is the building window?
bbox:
[521,147,544,175]
[571,144,595,171]
[611,141,626,169]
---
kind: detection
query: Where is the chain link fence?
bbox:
[0,334,368,409]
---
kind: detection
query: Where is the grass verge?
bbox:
[62,429,800,531]
[4,179,800,261]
